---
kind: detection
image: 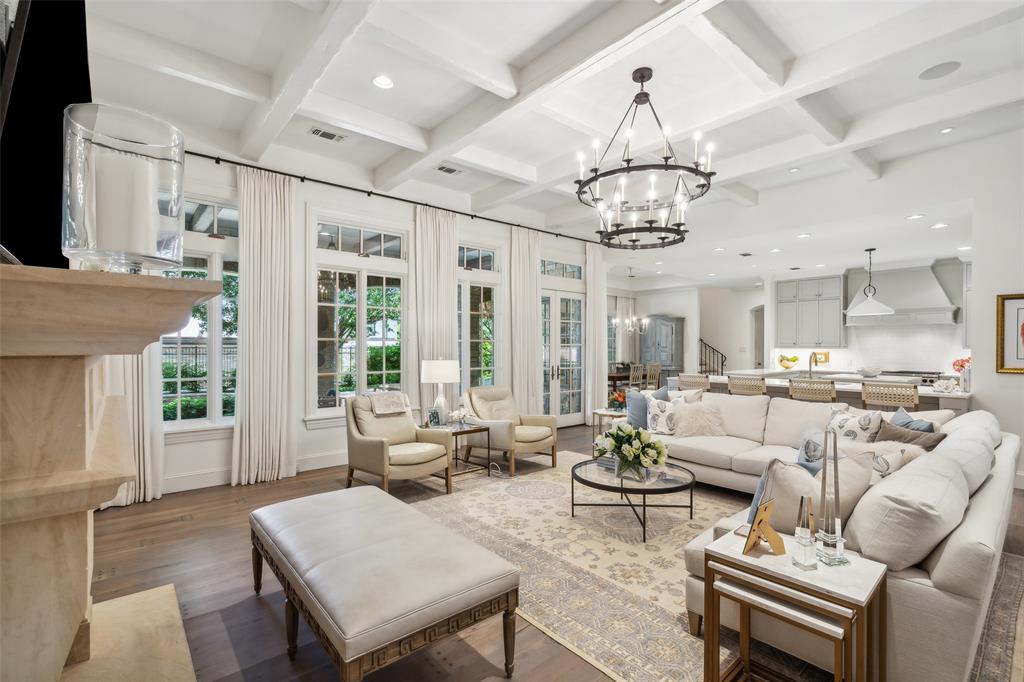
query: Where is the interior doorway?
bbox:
[751,306,765,369]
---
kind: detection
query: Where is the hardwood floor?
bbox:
[91,425,608,682]
[92,424,1024,681]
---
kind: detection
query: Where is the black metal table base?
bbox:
[571,476,694,543]
[431,427,491,480]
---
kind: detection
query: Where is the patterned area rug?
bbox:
[406,451,1024,682]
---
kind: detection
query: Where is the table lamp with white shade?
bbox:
[421,359,460,424]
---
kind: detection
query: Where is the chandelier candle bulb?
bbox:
[625,129,632,160]
[705,142,714,172]
[577,152,584,181]
[693,131,702,163]
[662,125,671,159]
[592,138,600,169]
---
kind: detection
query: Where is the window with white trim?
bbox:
[457,282,495,390]
[161,247,239,422]
[541,259,582,280]
[317,221,403,259]
[315,269,403,409]
[458,244,496,271]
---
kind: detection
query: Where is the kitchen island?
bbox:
[668,368,972,414]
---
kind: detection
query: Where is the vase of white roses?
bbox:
[593,423,667,482]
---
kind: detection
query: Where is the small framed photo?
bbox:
[427,408,441,427]
[997,293,1024,374]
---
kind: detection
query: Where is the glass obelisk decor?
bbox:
[62,103,185,273]
[792,495,818,570]
[816,428,850,566]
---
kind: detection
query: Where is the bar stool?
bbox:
[862,382,919,411]
[678,374,711,391]
[728,376,767,396]
[789,378,837,403]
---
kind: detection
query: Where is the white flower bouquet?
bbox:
[593,423,667,482]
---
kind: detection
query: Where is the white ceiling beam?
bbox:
[545,67,1024,226]
[687,3,786,92]
[483,0,1024,210]
[844,150,882,181]
[239,0,375,161]
[780,96,845,145]
[450,146,535,184]
[298,91,427,152]
[363,4,518,99]
[715,182,759,207]
[87,17,270,102]
[371,0,726,191]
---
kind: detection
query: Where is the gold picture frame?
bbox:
[996,293,1024,374]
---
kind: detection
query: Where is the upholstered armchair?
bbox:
[344,396,453,494]
[464,386,557,476]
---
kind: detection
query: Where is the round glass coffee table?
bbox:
[571,456,695,542]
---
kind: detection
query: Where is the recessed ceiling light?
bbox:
[788,167,800,173]
[372,74,394,89]
[905,214,925,221]
[769,248,781,253]
[751,264,758,268]
[796,233,811,239]
[815,264,826,268]
[939,127,954,135]
[957,245,972,251]
[655,271,662,275]
[712,247,725,252]
[654,261,663,265]
[919,61,961,81]
[707,273,717,277]
[754,281,763,286]
[930,222,949,229]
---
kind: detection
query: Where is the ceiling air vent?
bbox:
[436,165,463,175]
[739,252,752,257]
[308,127,345,143]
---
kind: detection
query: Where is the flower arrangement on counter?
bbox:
[953,356,972,392]
[607,389,626,410]
[594,423,667,481]
[952,356,971,374]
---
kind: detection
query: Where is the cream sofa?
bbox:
[682,409,1021,682]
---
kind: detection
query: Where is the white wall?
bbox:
[698,287,766,371]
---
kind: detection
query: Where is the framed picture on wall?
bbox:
[996,293,1024,374]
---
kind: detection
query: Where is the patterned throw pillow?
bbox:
[645,394,683,434]
[827,408,883,442]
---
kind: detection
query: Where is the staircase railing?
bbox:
[699,338,727,375]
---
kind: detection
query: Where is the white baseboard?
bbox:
[296,450,346,473]
[1016,471,1024,490]
[162,466,231,494]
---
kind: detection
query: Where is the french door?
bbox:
[542,290,585,427]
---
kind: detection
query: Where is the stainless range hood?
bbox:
[845,266,957,326]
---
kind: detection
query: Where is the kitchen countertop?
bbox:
[706,368,971,398]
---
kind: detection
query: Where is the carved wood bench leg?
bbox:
[286,598,298,661]
[341,660,363,682]
[504,606,516,678]
[252,544,263,595]
[687,609,703,636]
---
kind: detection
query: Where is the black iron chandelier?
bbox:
[575,67,716,250]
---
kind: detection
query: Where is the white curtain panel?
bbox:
[411,206,459,414]
[510,229,543,414]
[584,243,608,425]
[232,167,295,485]
[100,345,164,507]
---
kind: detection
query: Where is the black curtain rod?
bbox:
[184,150,596,245]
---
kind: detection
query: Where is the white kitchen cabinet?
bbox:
[775,276,845,348]
[777,300,798,346]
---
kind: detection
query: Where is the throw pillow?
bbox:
[930,425,995,493]
[756,452,875,535]
[673,403,727,437]
[667,388,704,403]
[890,407,935,432]
[646,394,683,434]
[875,420,947,451]
[626,386,669,428]
[828,408,883,442]
[796,425,827,474]
[864,440,926,482]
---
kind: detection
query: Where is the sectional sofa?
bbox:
[663,394,1020,682]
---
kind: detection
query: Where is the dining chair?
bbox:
[644,363,662,389]
[861,382,919,411]
[628,364,646,390]
[727,376,767,396]
[677,374,711,391]
[788,378,837,403]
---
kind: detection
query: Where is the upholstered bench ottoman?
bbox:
[249,487,520,681]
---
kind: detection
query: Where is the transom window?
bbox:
[458,245,495,271]
[541,259,582,280]
[317,222,403,259]
[315,269,402,409]
[184,200,239,238]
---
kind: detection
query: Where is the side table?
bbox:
[703,530,886,682]
[425,423,491,478]
[591,408,626,454]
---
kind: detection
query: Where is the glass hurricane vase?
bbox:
[614,457,652,483]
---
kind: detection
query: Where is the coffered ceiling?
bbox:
[86,0,1024,283]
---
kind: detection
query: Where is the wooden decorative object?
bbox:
[0,265,220,681]
[743,499,785,556]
